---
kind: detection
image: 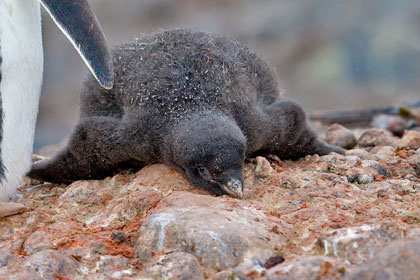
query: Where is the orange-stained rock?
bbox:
[135,192,291,272]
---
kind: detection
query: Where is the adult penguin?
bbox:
[0,0,113,218]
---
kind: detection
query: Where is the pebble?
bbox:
[23,250,81,280]
[346,149,369,159]
[146,252,204,280]
[371,145,395,160]
[325,123,357,149]
[358,128,394,147]
[371,114,406,137]
[357,174,375,184]
[397,130,420,150]
[255,156,273,178]
[345,156,361,162]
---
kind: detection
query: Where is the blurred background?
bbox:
[36,0,420,149]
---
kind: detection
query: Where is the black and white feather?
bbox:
[0,0,112,212]
[41,0,114,89]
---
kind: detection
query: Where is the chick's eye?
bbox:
[197,166,213,181]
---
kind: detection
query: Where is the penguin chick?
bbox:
[165,112,247,198]
[28,29,343,198]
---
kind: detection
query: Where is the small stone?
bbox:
[388,162,417,178]
[358,128,394,147]
[111,231,127,244]
[266,256,342,280]
[345,155,361,162]
[406,228,420,239]
[146,252,204,280]
[346,149,369,159]
[356,174,375,184]
[0,249,12,268]
[93,255,130,276]
[396,130,420,150]
[372,145,396,160]
[320,153,346,163]
[0,202,28,219]
[325,123,357,149]
[23,250,81,280]
[263,255,285,269]
[255,156,273,178]
[371,114,406,137]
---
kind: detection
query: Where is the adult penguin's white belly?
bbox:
[0,0,43,202]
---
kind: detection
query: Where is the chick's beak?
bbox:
[219,178,243,199]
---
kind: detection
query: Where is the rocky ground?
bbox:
[1,122,420,279]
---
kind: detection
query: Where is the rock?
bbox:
[263,255,285,269]
[345,148,369,159]
[358,128,395,147]
[345,155,361,162]
[406,227,420,239]
[23,250,81,280]
[325,123,357,149]
[23,231,53,255]
[372,145,396,160]
[255,156,274,178]
[55,165,185,228]
[356,174,375,184]
[396,130,420,150]
[146,252,204,280]
[371,114,406,137]
[92,255,133,278]
[135,192,289,272]
[266,256,344,280]
[111,231,127,244]
[319,225,402,265]
[347,239,420,280]
[387,160,417,178]
[0,249,12,268]
[0,202,28,219]
[0,267,42,280]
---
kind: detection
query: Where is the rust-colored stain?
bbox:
[104,239,134,258]
[53,274,72,280]
[396,149,409,158]
[319,261,334,277]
